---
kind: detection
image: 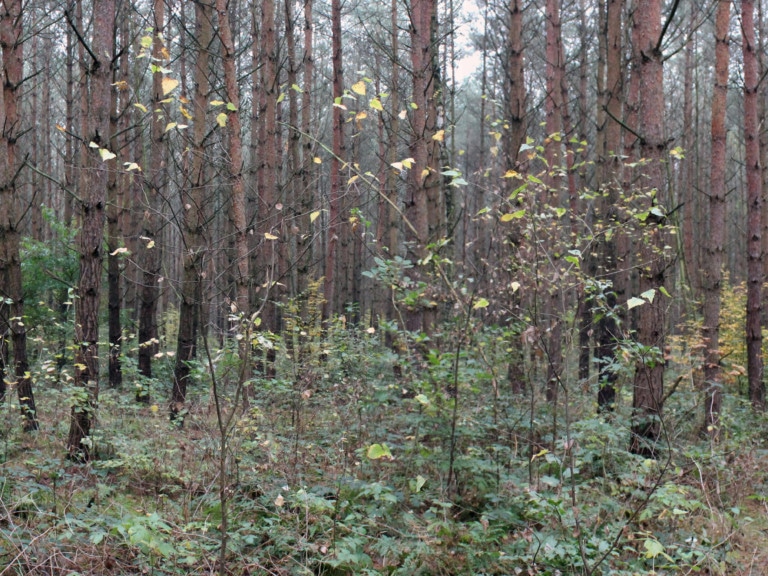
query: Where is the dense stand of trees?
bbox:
[0,0,767,461]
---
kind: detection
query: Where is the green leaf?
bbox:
[644,538,665,559]
[366,443,392,460]
[409,475,427,493]
[500,209,526,222]
[473,298,490,309]
[659,286,671,298]
[527,175,544,185]
[226,102,237,111]
[414,393,429,406]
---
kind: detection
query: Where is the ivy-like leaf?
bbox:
[366,443,392,460]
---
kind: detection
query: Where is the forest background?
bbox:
[3,0,768,574]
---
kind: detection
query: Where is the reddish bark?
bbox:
[630,0,668,457]
[67,0,116,460]
[702,0,731,431]
[172,0,211,422]
[743,0,765,410]
[0,0,36,430]
[138,0,167,389]
[324,0,345,318]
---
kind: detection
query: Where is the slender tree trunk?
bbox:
[173,0,211,422]
[285,0,301,300]
[594,0,624,410]
[681,6,698,297]
[702,0,731,432]
[218,0,249,317]
[505,0,526,170]
[0,0,37,431]
[256,0,278,377]
[630,0,668,456]
[743,0,765,410]
[67,0,116,460]
[543,0,563,403]
[298,0,314,287]
[406,0,440,335]
[107,12,128,389]
[324,0,344,319]
[137,0,167,392]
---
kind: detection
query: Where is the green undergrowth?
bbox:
[2,319,768,575]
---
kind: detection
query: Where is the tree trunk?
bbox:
[67,0,116,460]
[137,0,167,393]
[702,0,731,432]
[630,0,669,457]
[743,0,765,410]
[172,0,212,422]
[595,0,624,410]
[543,0,563,403]
[406,0,440,335]
[324,0,345,319]
[0,0,37,431]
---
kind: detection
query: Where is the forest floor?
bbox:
[2,326,768,575]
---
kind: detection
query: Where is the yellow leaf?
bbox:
[146,240,155,249]
[55,124,66,132]
[98,148,116,161]
[134,103,148,113]
[179,106,193,120]
[432,129,445,142]
[390,161,403,171]
[348,175,359,185]
[369,98,383,111]
[210,100,225,107]
[161,77,179,96]
[164,122,177,132]
[264,232,278,240]
[123,162,142,172]
[355,111,367,121]
[421,168,430,181]
[503,169,519,178]
[140,35,153,49]
[401,157,415,169]
[398,110,407,120]
[216,112,227,127]
[110,247,130,256]
[310,210,321,223]
[150,404,159,413]
[313,157,322,164]
[351,80,366,95]
[112,80,129,90]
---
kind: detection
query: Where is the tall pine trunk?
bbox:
[67,0,116,460]
[743,0,765,410]
[702,0,731,432]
